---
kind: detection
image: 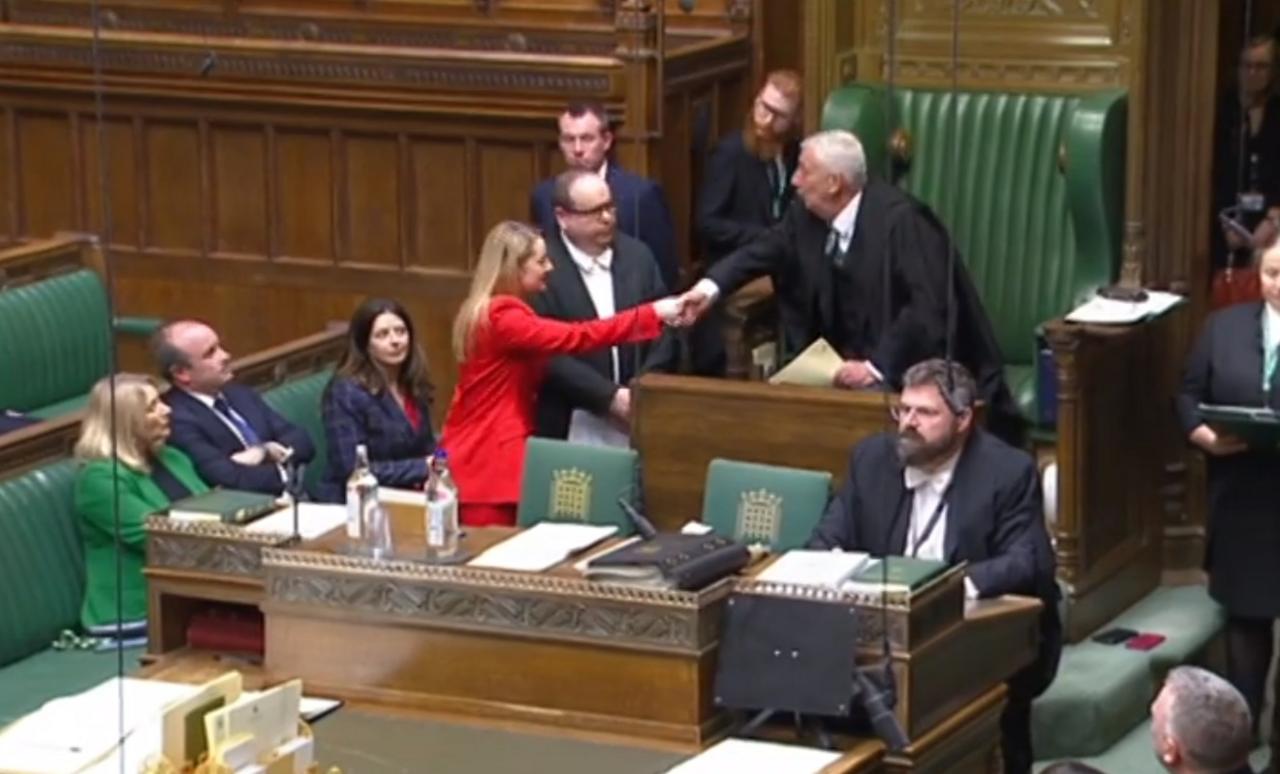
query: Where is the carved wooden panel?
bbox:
[275,130,334,261]
[16,112,75,237]
[211,125,269,257]
[144,121,202,252]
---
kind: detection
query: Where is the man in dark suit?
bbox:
[697,69,803,263]
[692,69,802,376]
[531,169,677,442]
[808,359,1060,774]
[530,101,680,290]
[153,320,315,495]
[680,129,1020,439]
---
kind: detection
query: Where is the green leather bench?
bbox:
[0,459,142,726]
[821,84,1127,425]
[0,267,159,419]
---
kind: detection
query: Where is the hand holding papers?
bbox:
[767,338,844,387]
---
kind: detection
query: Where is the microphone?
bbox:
[199,51,218,77]
[616,495,657,539]
[853,670,909,751]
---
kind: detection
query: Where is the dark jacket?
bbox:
[530,231,678,439]
[809,429,1061,700]
[316,376,435,502]
[165,383,315,496]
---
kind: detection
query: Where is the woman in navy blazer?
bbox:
[317,298,436,502]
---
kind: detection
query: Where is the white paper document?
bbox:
[665,738,841,773]
[1065,290,1184,325]
[468,522,619,572]
[567,409,630,449]
[754,549,872,590]
[768,338,843,387]
[243,503,348,540]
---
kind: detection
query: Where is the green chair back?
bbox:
[0,269,111,415]
[0,459,83,667]
[517,438,640,535]
[700,458,832,551]
[261,368,333,496]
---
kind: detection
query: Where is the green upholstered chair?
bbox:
[517,438,640,535]
[262,367,334,496]
[699,458,832,551]
[0,458,144,724]
[821,84,1127,425]
[0,268,160,419]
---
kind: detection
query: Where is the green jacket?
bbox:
[74,445,209,630]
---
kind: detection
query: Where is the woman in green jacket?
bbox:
[73,373,208,635]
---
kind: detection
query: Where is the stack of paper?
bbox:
[754,549,871,590]
[768,338,843,387]
[468,522,618,572]
[665,738,841,773]
[1065,290,1184,325]
[244,503,348,540]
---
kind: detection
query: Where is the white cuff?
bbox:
[865,361,884,383]
[694,278,721,303]
[963,576,980,600]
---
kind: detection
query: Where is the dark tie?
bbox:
[213,396,261,446]
[766,159,785,220]
[825,228,846,269]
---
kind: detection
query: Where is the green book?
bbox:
[849,556,949,592]
[168,489,279,525]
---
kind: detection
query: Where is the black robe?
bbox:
[707,178,1019,437]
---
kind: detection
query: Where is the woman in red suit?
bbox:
[441,220,684,527]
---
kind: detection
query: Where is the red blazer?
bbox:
[440,295,662,508]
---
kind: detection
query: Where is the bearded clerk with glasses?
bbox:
[807,358,1061,774]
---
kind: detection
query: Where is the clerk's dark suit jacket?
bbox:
[706,178,1020,439]
[696,131,799,262]
[809,429,1061,700]
[531,164,680,290]
[164,384,315,496]
[1176,301,1280,618]
[530,231,678,439]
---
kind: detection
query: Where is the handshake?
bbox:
[652,285,717,328]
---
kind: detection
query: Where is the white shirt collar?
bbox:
[830,190,862,243]
[561,231,613,274]
[1266,303,1280,343]
[903,450,960,494]
[182,387,219,409]
[597,160,609,179]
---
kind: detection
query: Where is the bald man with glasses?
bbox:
[529,169,678,444]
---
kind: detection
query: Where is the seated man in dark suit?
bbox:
[808,359,1060,774]
[530,101,680,290]
[1151,666,1254,774]
[531,169,677,443]
[152,320,315,495]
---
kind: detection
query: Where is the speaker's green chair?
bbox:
[700,458,832,551]
[822,83,1127,427]
[517,438,640,535]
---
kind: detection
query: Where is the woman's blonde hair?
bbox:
[74,373,164,471]
[451,220,544,361]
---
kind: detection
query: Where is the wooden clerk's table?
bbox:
[143,503,1043,774]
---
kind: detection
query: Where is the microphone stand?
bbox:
[285,460,306,544]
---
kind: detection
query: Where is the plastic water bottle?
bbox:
[345,444,379,545]
[425,450,460,561]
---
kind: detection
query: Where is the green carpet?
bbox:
[310,709,687,774]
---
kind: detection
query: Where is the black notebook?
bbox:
[1199,403,1280,449]
[586,534,750,590]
